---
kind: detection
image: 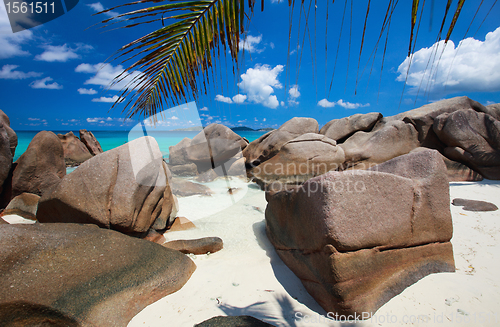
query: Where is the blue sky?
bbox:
[0,0,499,131]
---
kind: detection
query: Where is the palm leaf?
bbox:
[96,0,251,120]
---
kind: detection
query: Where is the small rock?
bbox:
[1,193,40,220]
[163,237,223,255]
[171,178,212,197]
[452,198,498,212]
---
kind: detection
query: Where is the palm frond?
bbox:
[96,0,251,120]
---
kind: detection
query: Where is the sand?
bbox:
[127,179,500,327]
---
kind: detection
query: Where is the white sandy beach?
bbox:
[126,179,500,327]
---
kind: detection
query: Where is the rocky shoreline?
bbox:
[0,96,499,326]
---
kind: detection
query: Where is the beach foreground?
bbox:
[127,179,500,327]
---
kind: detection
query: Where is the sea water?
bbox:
[13,130,267,162]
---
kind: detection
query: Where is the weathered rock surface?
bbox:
[433,109,500,180]
[265,149,454,316]
[0,123,12,200]
[58,131,93,166]
[163,237,223,254]
[0,223,195,326]
[452,198,498,212]
[169,162,198,176]
[0,109,17,156]
[79,129,103,156]
[251,133,344,187]
[195,316,275,327]
[37,137,178,234]
[243,117,319,168]
[169,137,192,166]
[0,302,80,326]
[320,112,382,141]
[185,124,248,172]
[378,96,488,150]
[410,147,483,181]
[12,131,66,198]
[340,120,419,169]
[484,103,500,121]
[171,178,212,197]
[1,192,39,220]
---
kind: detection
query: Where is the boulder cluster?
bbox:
[245,96,500,188]
[0,116,195,326]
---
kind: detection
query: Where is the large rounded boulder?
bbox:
[79,129,103,156]
[12,131,66,198]
[340,120,419,169]
[251,133,344,187]
[58,131,93,166]
[265,149,454,317]
[37,136,178,234]
[0,109,17,156]
[320,112,382,142]
[185,123,248,172]
[433,109,500,179]
[0,223,195,326]
[243,117,319,168]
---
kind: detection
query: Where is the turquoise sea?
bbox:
[13,130,267,162]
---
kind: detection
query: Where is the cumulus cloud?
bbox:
[239,35,264,53]
[238,64,284,109]
[232,94,247,104]
[75,63,143,91]
[91,95,123,103]
[397,26,500,94]
[288,84,300,106]
[199,107,209,111]
[0,65,41,79]
[30,77,63,89]
[215,95,233,103]
[0,2,33,59]
[318,99,370,109]
[78,88,98,94]
[35,44,92,62]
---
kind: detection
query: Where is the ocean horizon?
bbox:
[13,129,268,162]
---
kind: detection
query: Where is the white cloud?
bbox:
[0,2,33,59]
[397,26,500,94]
[317,99,370,109]
[239,35,264,53]
[199,107,209,111]
[270,42,275,49]
[87,2,119,18]
[232,94,247,104]
[288,84,300,106]
[78,88,98,95]
[91,95,122,103]
[263,118,267,122]
[30,77,63,89]
[215,94,233,103]
[35,44,91,62]
[171,116,179,120]
[75,62,143,91]
[0,65,41,79]
[238,64,284,109]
